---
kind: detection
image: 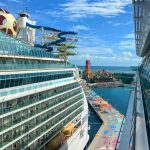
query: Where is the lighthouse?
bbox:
[85,59,91,78]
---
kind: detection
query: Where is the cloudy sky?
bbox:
[1,0,141,66]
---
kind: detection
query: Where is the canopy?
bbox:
[95,98,103,103]
[101,101,108,105]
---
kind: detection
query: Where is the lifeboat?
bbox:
[62,122,75,137]
[46,133,64,150]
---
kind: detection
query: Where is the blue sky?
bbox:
[1,0,140,66]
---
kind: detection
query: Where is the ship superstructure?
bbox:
[0,8,89,150]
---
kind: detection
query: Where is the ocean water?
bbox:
[92,87,132,115]
[87,106,102,147]
[78,66,136,74]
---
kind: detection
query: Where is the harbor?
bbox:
[83,84,124,149]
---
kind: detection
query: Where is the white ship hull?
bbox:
[60,94,89,150]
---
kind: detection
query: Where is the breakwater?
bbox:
[88,82,124,88]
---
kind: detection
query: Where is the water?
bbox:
[87,106,102,147]
[92,87,132,115]
[78,66,136,74]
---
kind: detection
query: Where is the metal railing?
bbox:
[117,72,149,150]
[0,77,74,97]
[0,102,83,149]
[0,31,59,59]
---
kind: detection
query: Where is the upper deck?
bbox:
[0,31,76,71]
[0,30,60,60]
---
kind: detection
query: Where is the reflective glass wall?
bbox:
[139,54,150,143]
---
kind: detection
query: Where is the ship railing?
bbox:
[116,71,149,150]
[0,31,59,59]
[1,105,83,149]
[0,77,75,97]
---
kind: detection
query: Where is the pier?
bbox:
[83,85,124,150]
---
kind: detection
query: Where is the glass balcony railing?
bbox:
[7,107,82,150]
[0,71,73,89]
[0,93,83,132]
[118,71,149,150]
[0,31,76,70]
[0,77,74,97]
[0,31,58,59]
[0,62,76,71]
[1,103,83,149]
[22,107,83,150]
[0,84,81,115]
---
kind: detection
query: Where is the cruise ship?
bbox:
[0,8,89,150]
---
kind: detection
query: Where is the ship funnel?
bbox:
[16,10,36,45]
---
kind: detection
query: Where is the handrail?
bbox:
[135,71,149,150]
[117,71,149,150]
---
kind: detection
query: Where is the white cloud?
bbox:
[107,21,113,24]
[75,34,114,56]
[69,53,140,66]
[113,23,122,26]
[60,0,131,19]
[7,0,22,3]
[125,21,133,25]
[119,40,135,50]
[122,51,133,57]
[125,33,134,39]
[68,33,139,66]
[107,21,133,27]
[72,25,89,31]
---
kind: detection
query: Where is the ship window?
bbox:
[0,80,5,88]
[2,60,6,64]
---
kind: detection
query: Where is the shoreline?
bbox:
[88,82,135,88]
[88,82,124,88]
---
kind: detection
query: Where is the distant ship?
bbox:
[0,8,89,150]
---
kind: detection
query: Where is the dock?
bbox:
[83,85,124,150]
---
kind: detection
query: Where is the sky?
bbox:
[0,0,141,66]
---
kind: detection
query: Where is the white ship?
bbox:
[0,8,89,150]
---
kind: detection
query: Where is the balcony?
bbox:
[1,104,83,149]
[0,77,74,97]
[0,85,81,116]
[0,93,83,133]
[0,61,75,71]
[117,72,149,150]
[133,0,150,57]
[0,31,59,59]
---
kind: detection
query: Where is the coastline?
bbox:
[88,82,124,88]
[88,82,135,89]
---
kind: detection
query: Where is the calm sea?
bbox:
[78,66,136,74]
[87,106,102,147]
[92,87,132,115]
